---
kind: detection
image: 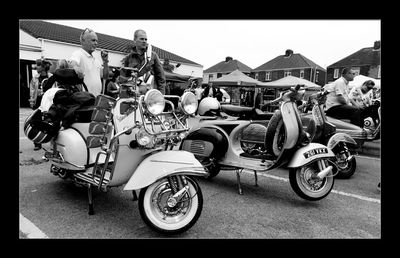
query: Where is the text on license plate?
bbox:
[303,148,328,159]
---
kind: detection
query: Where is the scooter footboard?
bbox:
[123,150,208,190]
[287,143,335,168]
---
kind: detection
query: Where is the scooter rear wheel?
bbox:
[335,154,357,179]
[138,176,203,235]
[201,157,221,179]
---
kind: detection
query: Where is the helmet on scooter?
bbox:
[198,97,221,116]
[24,109,58,144]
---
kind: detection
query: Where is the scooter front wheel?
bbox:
[289,159,334,201]
[138,176,203,235]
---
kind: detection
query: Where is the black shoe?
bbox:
[34,144,42,151]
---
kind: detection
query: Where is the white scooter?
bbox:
[24,67,207,235]
[180,85,336,201]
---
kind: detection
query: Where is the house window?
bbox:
[265,72,271,81]
[208,74,214,81]
[255,73,259,80]
[315,71,319,82]
[352,67,360,76]
[333,69,339,78]
[217,73,222,78]
[284,70,291,77]
[300,70,304,79]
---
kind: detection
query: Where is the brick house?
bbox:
[326,41,381,83]
[203,56,253,84]
[250,49,326,87]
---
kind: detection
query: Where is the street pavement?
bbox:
[18,108,381,239]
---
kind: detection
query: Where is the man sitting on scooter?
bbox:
[348,79,380,128]
[325,67,363,128]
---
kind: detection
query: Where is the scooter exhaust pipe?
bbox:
[317,166,333,179]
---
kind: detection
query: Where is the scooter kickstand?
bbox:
[88,184,94,215]
[132,190,138,201]
[236,169,243,195]
[254,170,258,187]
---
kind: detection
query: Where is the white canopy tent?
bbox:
[259,75,321,90]
[211,69,262,86]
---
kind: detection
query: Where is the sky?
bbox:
[45,19,380,70]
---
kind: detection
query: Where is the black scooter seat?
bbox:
[221,105,273,121]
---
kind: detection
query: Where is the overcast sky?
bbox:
[45,19,380,69]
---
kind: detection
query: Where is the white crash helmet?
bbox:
[198,97,221,116]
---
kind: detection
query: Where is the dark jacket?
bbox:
[123,46,166,94]
[202,86,217,100]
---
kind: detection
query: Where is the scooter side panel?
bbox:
[287,143,335,168]
[54,128,88,169]
[123,150,207,190]
[71,122,114,165]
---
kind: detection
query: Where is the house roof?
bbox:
[204,58,252,73]
[253,53,325,72]
[19,20,201,66]
[327,45,381,68]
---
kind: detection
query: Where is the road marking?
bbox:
[241,170,380,204]
[356,155,381,161]
[19,213,49,239]
[331,190,380,203]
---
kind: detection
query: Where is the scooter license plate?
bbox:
[303,148,328,159]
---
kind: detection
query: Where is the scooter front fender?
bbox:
[287,143,335,168]
[123,150,207,190]
[327,132,358,149]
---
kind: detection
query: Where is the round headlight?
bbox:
[144,89,165,115]
[180,92,198,115]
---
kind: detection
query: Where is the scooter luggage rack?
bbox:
[92,124,140,191]
[137,95,190,137]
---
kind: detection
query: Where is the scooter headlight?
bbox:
[144,89,165,115]
[136,127,155,147]
[180,92,198,115]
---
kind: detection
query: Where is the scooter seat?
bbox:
[220,105,273,121]
[221,104,253,116]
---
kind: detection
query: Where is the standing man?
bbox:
[325,67,363,127]
[123,29,166,94]
[29,58,53,150]
[69,28,109,96]
[201,82,217,100]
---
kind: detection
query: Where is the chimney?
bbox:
[373,41,381,50]
[225,56,233,62]
[285,49,293,57]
